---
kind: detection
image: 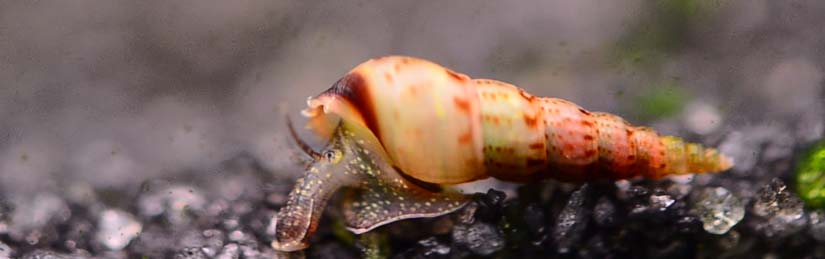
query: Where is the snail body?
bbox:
[274,56,732,251]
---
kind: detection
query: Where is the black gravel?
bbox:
[2,121,825,259]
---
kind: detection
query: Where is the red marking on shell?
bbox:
[583,135,595,141]
[585,149,597,157]
[528,142,544,150]
[320,72,381,139]
[581,119,594,127]
[384,72,393,83]
[524,114,539,128]
[453,97,471,114]
[458,131,472,144]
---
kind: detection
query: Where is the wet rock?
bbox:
[474,189,506,223]
[222,216,239,230]
[454,201,478,225]
[809,210,825,242]
[627,185,649,200]
[175,247,209,259]
[137,183,206,226]
[201,229,226,256]
[650,193,676,212]
[9,193,71,231]
[593,196,618,227]
[613,180,633,200]
[214,243,240,259]
[0,241,12,258]
[674,215,702,234]
[452,221,504,256]
[19,250,69,259]
[418,237,451,257]
[97,251,127,259]
[5,193,71,246]
[239,243,262,258]
[553,184,592,254]
[578,234,611,259]
[62,217,94,253]
[751,178,807,238]
[627,187,675,223]
[129,225,181,258]
[245,208,277,240]
[691,187,745,234]
[227,230,246,242]
[397,237,453,259]
[523,203,548,244]
[95,209,142,251]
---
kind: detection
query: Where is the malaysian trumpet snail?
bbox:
[273,56,733,251]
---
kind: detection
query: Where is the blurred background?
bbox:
[3,0,823,192]
[1,0,825,256]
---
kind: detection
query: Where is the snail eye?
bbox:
[323,150,341,163]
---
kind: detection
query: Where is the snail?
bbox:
[272,56,733,251]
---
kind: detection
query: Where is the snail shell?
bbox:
[302,56,732,184]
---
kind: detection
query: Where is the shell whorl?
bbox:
[302,56,733,184]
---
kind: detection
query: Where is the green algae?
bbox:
[796,141,825,208]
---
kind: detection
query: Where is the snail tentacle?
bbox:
[286,115,322,161]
